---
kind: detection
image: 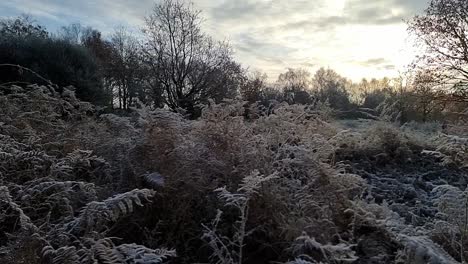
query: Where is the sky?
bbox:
[0,0,429,81]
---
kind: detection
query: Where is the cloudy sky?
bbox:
[0,0,429,81]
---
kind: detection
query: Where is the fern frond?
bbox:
[66,189,155,235]
[42,245,80,264]
[49,238,176,264]
[284,259,315,264]
[238,170,278,195]
[117,243,176,263]
[0,186,37,232]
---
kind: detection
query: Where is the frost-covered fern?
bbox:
[0,85,175,264]
[66,189,155,235]
[2,83,466,263]
[202,171,277,264]
[431,185,468,262]
[433,134,468,167]
[288,232,357,264]
[0,186,37,232]
[42,238,175,264]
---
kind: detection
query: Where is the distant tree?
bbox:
[353,78,393,108]
[312,68,351,110]
[0,16,108,104]
[141,73,166,108]
[241,71,268,103]
[81,29,115,106]
[361,88,392,110]
[205,60,244,103]
[261,86,283,104]
[58,23,99,45]
[0,14,48,38]
[378,74,416,124]
[108,27,144,110]
[0,37,107,104]
[411,71,446,122]
[58,23,83,44]
[408,0,468,100]
[142,0,238,117]
[276,68,313,104]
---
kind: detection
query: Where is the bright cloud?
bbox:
[0,0,428,81]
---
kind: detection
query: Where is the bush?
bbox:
[0,36,108,105]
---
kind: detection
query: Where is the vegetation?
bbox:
[408,0,468,100]
[1,0,466,120]
[0,0,467,263]
[0,16,107,105]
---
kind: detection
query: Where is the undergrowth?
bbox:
[0,84,467,263]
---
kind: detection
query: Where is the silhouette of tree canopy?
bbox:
[312,68,351,110]
[277,68,313,105]
[106,28,145,110]
[410,70,447,122]
[0,14,48,38]
[81,28,116,106]
[0,17,107,105]
[241,71,268,104]
[143,0,240,117]
[408,0,468,99]
[58,23,98,45]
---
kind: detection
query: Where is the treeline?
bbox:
[0,0,466,121]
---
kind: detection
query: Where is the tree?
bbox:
[0,36,107,105]
[0,16,108,104]
[376,73,418,124]
[312,68,351,110]
[58,23,83,44]
[204,60,244,103]
[143,0,238,117]
[0,14,48,38]
[352,78,391,106]
[408,0,468,99]
[276,68,313,105]
[241,71,267,103]
[108,27,144,110]
[57,23,98,45]
[82,29,115,106]
[411,71,447,122]
[82,27,164,108]
[360,88,392,110]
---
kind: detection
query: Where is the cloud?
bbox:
[208,0,427,30]
[356,58,396,71]
[342,0,428,24]
[201,0,426,80]
[0,0,428,80]
[0,0,154,34]
[359,58,390,66]
[210,0,324,23]
[382,64,396,70]
[301,62,316,68]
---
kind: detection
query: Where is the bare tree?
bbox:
[143,0,236,116]
[312,68,351,110]
[277,68,312,104]
[81,29,115,106]
[109,27,143,110]
[411,71,447,122]
[241,71,267,103]
[352,78,391,106]
[408,0,468,99]
[58,23,83,44]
